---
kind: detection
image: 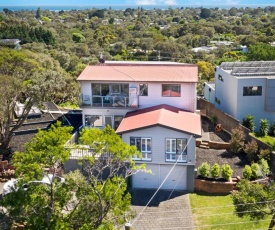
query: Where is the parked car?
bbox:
[3,174,65,196]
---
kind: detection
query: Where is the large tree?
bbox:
[0,48,71,156]
[1,125,145,229]
[232,179,275,229]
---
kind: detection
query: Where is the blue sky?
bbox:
[5,0,275,6]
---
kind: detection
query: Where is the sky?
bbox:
[4,0,275,6]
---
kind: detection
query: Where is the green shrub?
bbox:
[243,165,252,180]
[259,119,269,136]
[210,115,217,124]
[271,121,275,136]
[259,148,271,161]
[221,164,233,181]
[211,163,220,179]
[229,127,245,153]
[244,139,258,162]
[198,162,210,178]
[259,158,270,176]
[242,114,255,132]
[251,163,261,179]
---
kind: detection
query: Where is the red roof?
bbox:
[116,104,201,136]
[77,63,198,83]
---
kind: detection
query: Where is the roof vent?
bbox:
[99,52,105,64]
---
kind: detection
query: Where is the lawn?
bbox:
[189,192,270,230]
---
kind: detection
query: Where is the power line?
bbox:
[131,135,193,226]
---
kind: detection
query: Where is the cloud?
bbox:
[134,0,178,4]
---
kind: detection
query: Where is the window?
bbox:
[91,84,129,96]
[165,138,187,162]
[114,116,123,130]
[130,137,152,160]
[218,74,224,82]
[162,84,181,97]
[139,84,148,96]
[243,86,262,96]
[85,115,103,127]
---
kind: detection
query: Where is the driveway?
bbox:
[128,189,194,230]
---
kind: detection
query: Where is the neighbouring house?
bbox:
[204,61,275,131]
[203,82,215,103]
[76,60,201,191]
[0,39,21,49]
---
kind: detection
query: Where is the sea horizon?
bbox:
[1,4,275,11]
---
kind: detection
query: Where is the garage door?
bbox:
[132,164,187,190]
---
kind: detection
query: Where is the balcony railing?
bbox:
[80,94,138,108]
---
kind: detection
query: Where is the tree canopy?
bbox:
[1,124,145,229]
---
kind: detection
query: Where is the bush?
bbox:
[242,114,255,132]
[244,140,258,162]
[251,163,261,179]
[271,121,275,136]
[259,158,270,176]
[243,165,252,180]
[259,119,269,136]
[221,164,233,181]
[211,163,220,179]
[229,127,245,153]
[210,115,217,124]
[259,149,271,161]
[198,162,210,178]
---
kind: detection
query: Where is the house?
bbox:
[0,39,21,49]
[77,61,201,191]
[207,61,275,131]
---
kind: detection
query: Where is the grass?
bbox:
[252,134,275,150]
[189,192,270,230]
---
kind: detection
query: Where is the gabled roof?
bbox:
[116,104,201,137]
[77,61,198,83]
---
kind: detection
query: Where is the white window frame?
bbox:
[165,138,187,162]
[130,137,152,161]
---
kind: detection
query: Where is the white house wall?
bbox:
[80,81,196,112]
[215,68,239,119]
[121,126,196,165]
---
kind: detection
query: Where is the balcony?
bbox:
[80,94,138,108]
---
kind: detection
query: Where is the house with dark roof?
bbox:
[205,61,275,131]
[77,61,201,191]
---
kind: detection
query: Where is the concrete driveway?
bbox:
[128,189,194,230]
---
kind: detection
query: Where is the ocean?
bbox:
[1,4,275,11]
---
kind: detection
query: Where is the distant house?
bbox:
[76,61,201,191]
[0,39,21,49]
[205,61,275,131]
[191,46,217,53]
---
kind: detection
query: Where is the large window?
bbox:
[165,138,187,162]
[85,115,103,127]
[85,115,124,130]
[243,86,262,96]
[92,83,129,96]
[139,84,148,96]
[162,84,181,97]
[130,137,152,160]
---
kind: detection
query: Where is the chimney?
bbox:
[99,52,105,64]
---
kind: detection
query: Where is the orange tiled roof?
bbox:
[116,104,201,136]
[77,63,198,83]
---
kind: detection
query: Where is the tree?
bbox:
[72,33,86,43]
[260,119,269,136]
[232,180,275,229]
[35,7,41,19]
[197,61,215,82]
[0,48,40,156]
[1,125,145,229]
[1,122,73,229]
[229,127,245,153]
[200,8,212,19]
